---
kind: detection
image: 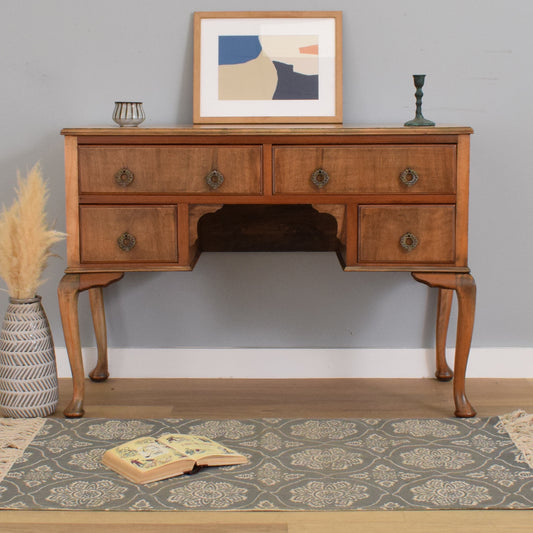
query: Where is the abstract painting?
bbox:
[194,12,342,123]
[218,35,319,100]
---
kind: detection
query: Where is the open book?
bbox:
[102,433,248,484]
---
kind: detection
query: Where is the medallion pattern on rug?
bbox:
[1,416,532,511]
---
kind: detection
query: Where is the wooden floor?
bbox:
[3,377,533,532]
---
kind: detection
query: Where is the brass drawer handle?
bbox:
[206,169,224,190]
[400,232,419,252]
[399,168,419,187]
[115,167,135,187]
[311,168,330,189]
[117,232,136,252]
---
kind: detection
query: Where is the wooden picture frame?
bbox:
[193,11,343,124]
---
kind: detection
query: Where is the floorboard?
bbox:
[54,377,533,419]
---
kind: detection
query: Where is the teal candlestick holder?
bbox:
[404,74,435,127]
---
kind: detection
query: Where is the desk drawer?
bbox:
[273,145,456,194]
[80,206,178,263]
[358,205,455,263]
[79,146,262,194]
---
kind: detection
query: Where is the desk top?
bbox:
[61,125,473,137]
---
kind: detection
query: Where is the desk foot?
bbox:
[58,272,124,418]
[455,402,477,419]
[64,398,85,418]
[89,370,109,382]
[435,370,454,382]
[412,272,476,418]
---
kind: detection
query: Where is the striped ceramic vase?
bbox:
[0,296,58,417]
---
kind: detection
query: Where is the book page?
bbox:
[109,436,190,471]
[158,434,242,460]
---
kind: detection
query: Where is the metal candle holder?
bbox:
[404,74,435,127]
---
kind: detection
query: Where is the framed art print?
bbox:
[193,11,343,124]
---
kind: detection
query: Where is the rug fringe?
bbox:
[499,410,533,468]
[0,418,46,483]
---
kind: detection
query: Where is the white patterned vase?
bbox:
[0,296,58,417]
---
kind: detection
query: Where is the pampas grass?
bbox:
[0,163,65,299]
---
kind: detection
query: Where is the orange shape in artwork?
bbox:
[299,44,319,55]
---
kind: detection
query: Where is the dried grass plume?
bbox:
[0,163,65,299]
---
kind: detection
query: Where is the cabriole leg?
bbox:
[412,272,477,418]
[88,287,109,381]
[58,274,84,418]
[58,272,124,418]
[452,274,476,417]
[436,288,454,381]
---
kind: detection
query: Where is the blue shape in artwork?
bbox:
[272,61,319,100]
[219,36,262,65]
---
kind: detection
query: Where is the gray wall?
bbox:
[1,0,531,352]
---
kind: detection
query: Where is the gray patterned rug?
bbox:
[0,414,532,511]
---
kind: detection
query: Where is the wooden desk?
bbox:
[59,126,475,418]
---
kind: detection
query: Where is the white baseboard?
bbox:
[54,347,533,379]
